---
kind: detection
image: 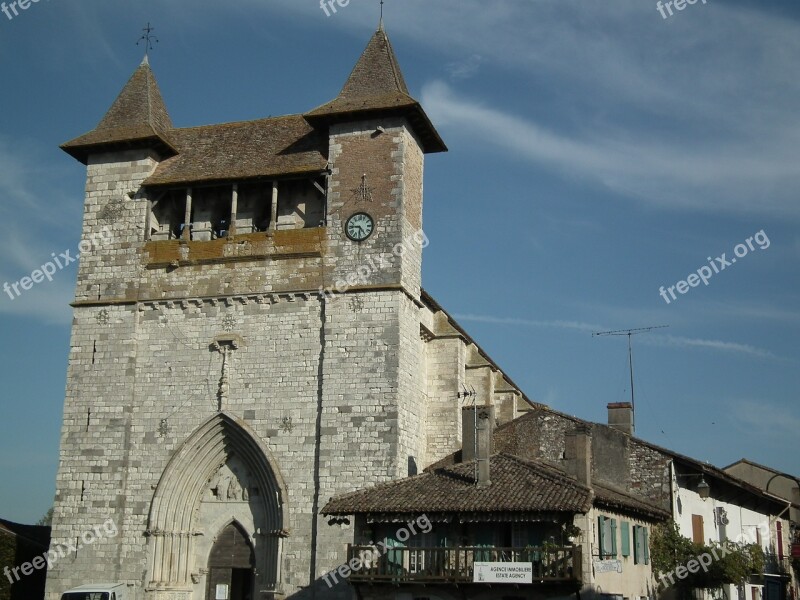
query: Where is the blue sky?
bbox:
[1,0,798,523]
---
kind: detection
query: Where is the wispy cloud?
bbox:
[0,137,82,325]
[454,313,780,360]
[729,399,800,439]
[421,81,800,216]
[453,313,603,333]
[642,334,780,360]
[445,54,484,81]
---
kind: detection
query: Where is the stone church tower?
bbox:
[46,25,530,600]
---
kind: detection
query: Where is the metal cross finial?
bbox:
[137,22,159,57]
[379,0,384,29]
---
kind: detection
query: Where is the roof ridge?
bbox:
[380,28,405,95]
[497,453,593,492]
[168,113,307,133]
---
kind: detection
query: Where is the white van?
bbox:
[60,583,134,600]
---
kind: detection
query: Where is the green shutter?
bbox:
[643,527,650,565]
[598,516,605,558]
[621,521,630,557]
[611,519,618,557]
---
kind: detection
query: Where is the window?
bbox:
[777,521,784,560]
[191,185,231,241]
[621,521,631,557]
[149,189,186,240]
[147,176,326,242]
[692,514,704,544]
[633,525,649,565]
[598,516,617,558]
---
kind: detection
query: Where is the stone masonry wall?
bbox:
[423,337,466,466]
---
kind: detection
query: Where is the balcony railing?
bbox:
[345,545,582,585]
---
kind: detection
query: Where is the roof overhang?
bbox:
[305,103,447,154]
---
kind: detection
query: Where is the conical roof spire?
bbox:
[305,27,446,153]
[62,59,176,163]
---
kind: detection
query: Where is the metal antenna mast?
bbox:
[592,325,669,427]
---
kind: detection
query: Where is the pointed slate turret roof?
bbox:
[306,26,446,154]
[62,56,177,164]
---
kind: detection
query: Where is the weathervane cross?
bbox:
[137,22,159,57]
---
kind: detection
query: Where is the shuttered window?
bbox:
[598,515,616,558]
[621,521,631,557]
[692,514,704,544]
[633,525,650,565]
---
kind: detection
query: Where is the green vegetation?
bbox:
[35,508,53,527]
[650,522,765,591]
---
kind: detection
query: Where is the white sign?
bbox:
[473,562,533,583]
[593,559,623,573]
[215,584,229,600]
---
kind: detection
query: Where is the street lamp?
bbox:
[677,473,711,500]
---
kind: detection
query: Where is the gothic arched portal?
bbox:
[145,413,287,599]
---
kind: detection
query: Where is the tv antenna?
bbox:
[592,325,669,428]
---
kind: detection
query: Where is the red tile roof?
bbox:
[323,453,594,517]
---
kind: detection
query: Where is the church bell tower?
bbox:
[46,23,446,600]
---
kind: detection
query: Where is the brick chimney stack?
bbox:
[607,402,634,435]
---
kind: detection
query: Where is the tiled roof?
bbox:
[307,26,410,114]
[593,483,671,520]
[305,27,446,154]
[143,115,328,187]
[0,519,50,549]
[322,453,593,516]
[62,57,176,163]
[63,29,445,174]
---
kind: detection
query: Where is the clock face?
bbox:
[345,212,374,241]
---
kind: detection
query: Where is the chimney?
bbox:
[607,402,634,435]
[564,424,592,487]
[462,405,494,487]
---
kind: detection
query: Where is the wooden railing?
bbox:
[345,545,582,584]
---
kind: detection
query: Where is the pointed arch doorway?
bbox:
[146,413,288,599]
[206,522,254,600]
